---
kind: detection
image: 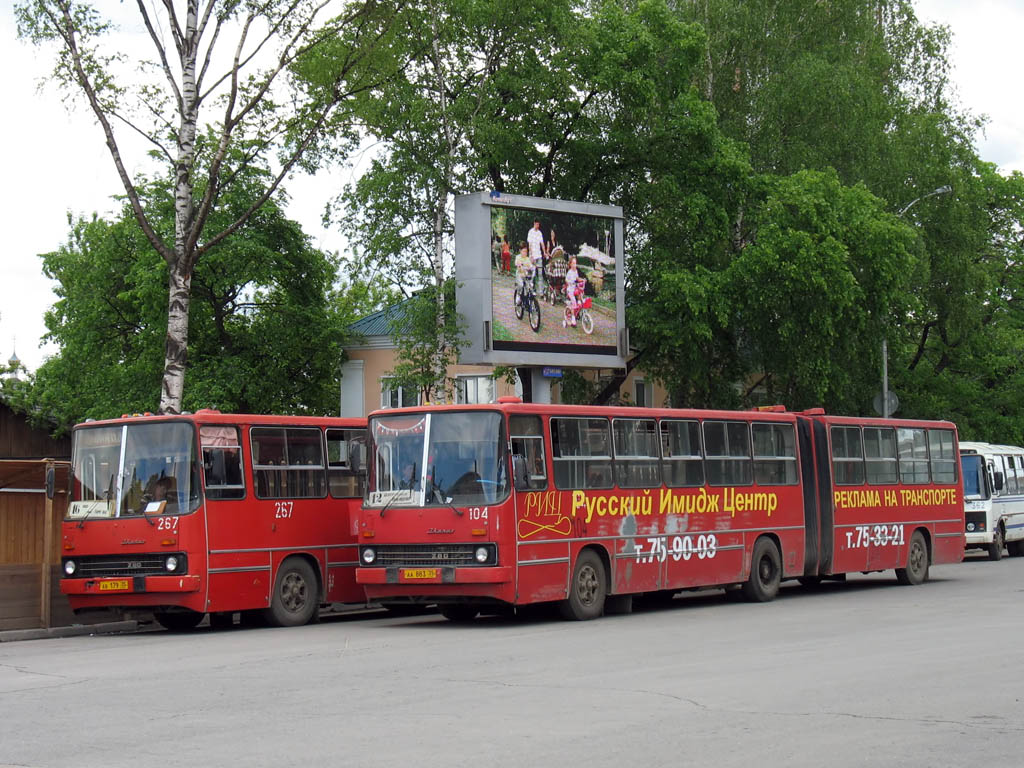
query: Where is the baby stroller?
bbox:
[543,247,567,305]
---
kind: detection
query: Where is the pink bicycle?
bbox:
[563,277,594,335]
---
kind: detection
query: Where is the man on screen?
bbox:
[527,220,544,271]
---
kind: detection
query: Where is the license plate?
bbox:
[98,579,130,591]
[401,568,438,580]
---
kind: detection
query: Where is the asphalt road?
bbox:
[2,553,1022,767]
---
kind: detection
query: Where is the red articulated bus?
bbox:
[355,400,964,620]
[61,410,368,630]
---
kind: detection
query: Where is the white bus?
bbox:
[960,441,1024,560]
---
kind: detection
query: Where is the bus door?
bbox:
[797,417,821,578]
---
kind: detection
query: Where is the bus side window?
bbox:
[613,418,660,488]
[752,422,798,485]
[864,427,898,484]
[510,415,547,490]
[927,429,957,485]
[897,427,930,484]
[327,428,366,498]
[287,429,326,499]
[252,427,326,500]
[704,420,753,486]
[830,426,865,485]
[551,417,613,490]
[989,460,1004,494]
[252,428,284,499]
[1008,456,1020,494]
[200,425,245,500]
[660,420,703,487]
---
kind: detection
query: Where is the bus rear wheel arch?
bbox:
[742,536,782,602]
[560,548,608,620]
[264,556,320,627]
[896,529,930,585]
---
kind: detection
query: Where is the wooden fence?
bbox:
[0,459,116,630]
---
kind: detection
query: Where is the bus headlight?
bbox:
[165,555,180,572]
[64,560,77,576]
[967,523,975,532]
[474,546,491,564]
[361,547,377,565]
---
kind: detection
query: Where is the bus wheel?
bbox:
[265,558,319,627]
[742,538,781,602]
[440,604,479,622]
[560,549,606,620]
[896,531,930,585]
[1008,540,1024,557]
[154,610,204,632]
[988,526,1005,561]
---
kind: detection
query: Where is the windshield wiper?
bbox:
[430,471,463,516]
[379,490,401,518]
[78,473,114,529]
[138,499,157,526]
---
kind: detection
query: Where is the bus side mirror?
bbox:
[512,455,529,491]
[45,467,55,500]
[350,440,364,474]
[994,472,1004,492]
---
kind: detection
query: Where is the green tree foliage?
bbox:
[20,177,358,430]
[667,0,1024,440]
[727,170,918,411]
[16,0,402,413]
[385,282,464,403]
[892,165,1024,443]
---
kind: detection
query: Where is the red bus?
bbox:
[60,410,368,630]
[354,400,964,620]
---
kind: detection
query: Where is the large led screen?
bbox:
[455,192,625,368]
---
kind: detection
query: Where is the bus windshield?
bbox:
[69,422,200,519]
[961,454,987,499]
[367,411,508,507]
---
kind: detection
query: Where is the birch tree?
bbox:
[16,0,402,413]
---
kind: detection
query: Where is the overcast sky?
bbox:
[2,0,1022,373]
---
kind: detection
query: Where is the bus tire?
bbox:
[988,526,1005,561]
[896,530,930,585]
[742,538,782,602]
[560,549,606,620]
[1008,540,1024,557]
[264,557,319,627]
[154,609,204,632]
[440,604,479,622]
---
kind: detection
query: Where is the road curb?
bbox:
[0,621,137,643]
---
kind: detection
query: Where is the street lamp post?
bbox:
[882,185,953,417]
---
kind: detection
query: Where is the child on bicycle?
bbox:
[563,256,583,327]
[515,243,534,293]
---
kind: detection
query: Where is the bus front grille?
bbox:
[65,554,177,578]
[373,545,478,568]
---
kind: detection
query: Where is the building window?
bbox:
[455,375,495,404]
[381,378,419,409]
[633,379,650,408]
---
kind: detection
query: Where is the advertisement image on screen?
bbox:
[489,205,618,355]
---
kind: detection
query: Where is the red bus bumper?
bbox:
[356,566,513,585]
[61,575,202,596]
